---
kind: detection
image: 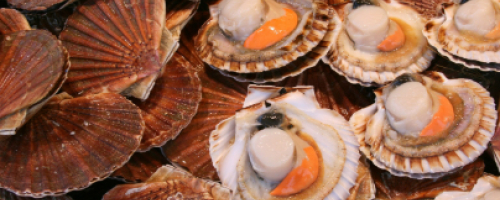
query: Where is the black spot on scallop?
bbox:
[352,0,376,9]
[391,73,423,88]
[257,112,283,128]
[279,88,287,95]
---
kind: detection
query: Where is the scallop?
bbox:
[7,0,77,11]
[435,174,500,200]
[111,149,168,183]
[0,8,30,34]
[350,72,497,179]
[324,0,434,86]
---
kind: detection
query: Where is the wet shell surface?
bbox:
[325,0,434,86]
[135,51,202,152]
[350,72,497,178]
[59,0,175,100]
[103,165,231,200]
[423,0,500,72]
[0,92,144,197]
[209,85,360,200]
[0,8,30,34]
[111,149,168,183]
[0,29,69,136]
[7,0,73,11]
[196,0,333,80]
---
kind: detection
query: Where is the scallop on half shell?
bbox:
[210,85,360,200]
[103,165,231,200]
[350,72,497,179]
[423,0,500,72]
[324,0,434,86]
[196,0,339,83]
[435,174,500,200]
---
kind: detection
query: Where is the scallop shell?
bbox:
[324,0,434,87]
[196,0,332,80]
[490,102,500,173]
[59,0,174,100]
[396,0,452,19]
[350,72,497,179]
[165,0,200,39]
[0,189,73,200]
[423,1,500,72]
[210,86,360,200]
[0,8,30,34]
[111,149,168,183]
[0,92,144,197]
[374,158,484,199]
[0,30,69,136]
[135,51,202,152]
[103,165,231,200]
[347,156,375,200]
[435,173,500,200]
[7,0,76,11]
[217,6,342,83]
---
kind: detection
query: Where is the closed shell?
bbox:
[111,149,168,183]
[0,8,30,34]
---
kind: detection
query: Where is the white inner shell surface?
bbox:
[435,175,500,200]
[209,86,360,200]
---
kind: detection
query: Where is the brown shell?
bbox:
[396,0,452,19]
[136,52,202,152]
[0,92,144,197]
[111,149,168,183]
[103,165,231,200]
[374,158,484,199]
[7,0,69,11]
[59,0,167,100]
[0,189,73,200]
[347,157,375,200]
[166,0,200,38]
[0,30,69,135]
[196,0,331,76]
[0,8,30,34]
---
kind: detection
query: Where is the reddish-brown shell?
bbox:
[59,0,167,100]
[7,0,71,11]
[396,0,452,19]
[111,149,168,183]
[0,189,73,200]
[103,165,231,200]
[0,8,30,34]
[0,92,144,197]
[136,52,202,152]
[165,0,200,37]
[0,30,69,135]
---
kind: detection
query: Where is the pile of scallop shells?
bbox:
[2,0,500,199]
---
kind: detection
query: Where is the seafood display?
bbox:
[424,0,500,72]
[351,72,497,178]
[325,0,434,86]
[210,85,359,199]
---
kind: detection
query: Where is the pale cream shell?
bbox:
[349,72,497,179]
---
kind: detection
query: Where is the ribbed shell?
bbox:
[350,72,497,179]
[373,158,484,199]
[347,157,375,200]
[111,149,168,183]
[491,101,500,173]
[165,0,200,38]
[0,30,69,135]
[7,0,70,11]
[103,165,231,200]
[218,6,342,83]
[196,0,331,75]
[0,92,144,197]
[423,2,500,72]
[396,0,452,19]
[136,51,202,152]
[59,0,167,100]
[325,0,434,87]
[0,8,30,34]
[0,189,73,200]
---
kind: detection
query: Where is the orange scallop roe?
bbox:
[377,23,405,52]
[270,146,319,196]
[419,95,455,137]
[243,8,298,50]
[485,23,500,40]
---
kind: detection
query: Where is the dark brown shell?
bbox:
[136,52,202,152]
[7,0,70,11]
[59,0,166,100]
[0,189,73,200]
[0,30,69,135]
[111,149,168,183]
[374,158,484,199]
[0,92,144,197]
[0,8,30,34]
[103,165,230,200]
[166,0,200,38]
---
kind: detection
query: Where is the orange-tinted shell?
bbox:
[59,0,166,100]
[0,30,69,135]
[111,149,168,183]
[0,8,30,34]
[0,92,144,197]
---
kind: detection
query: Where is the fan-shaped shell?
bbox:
[59,0,170,100]
[165,0,200,39]
[136,51,202,152]
[423,1,500,72]
[350,72,497,179]
[103,165,231,200]
[7,0,74,11]
[0,8,30,34]
[0,189,73,200]
[111,149,168,183]
[0,92,144,197]
[325,0,434,87]
[196,0,331,78]
[347,157,375,200]
[374,158,484,199]
[0,30,69,135]
[396,0,452,19]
